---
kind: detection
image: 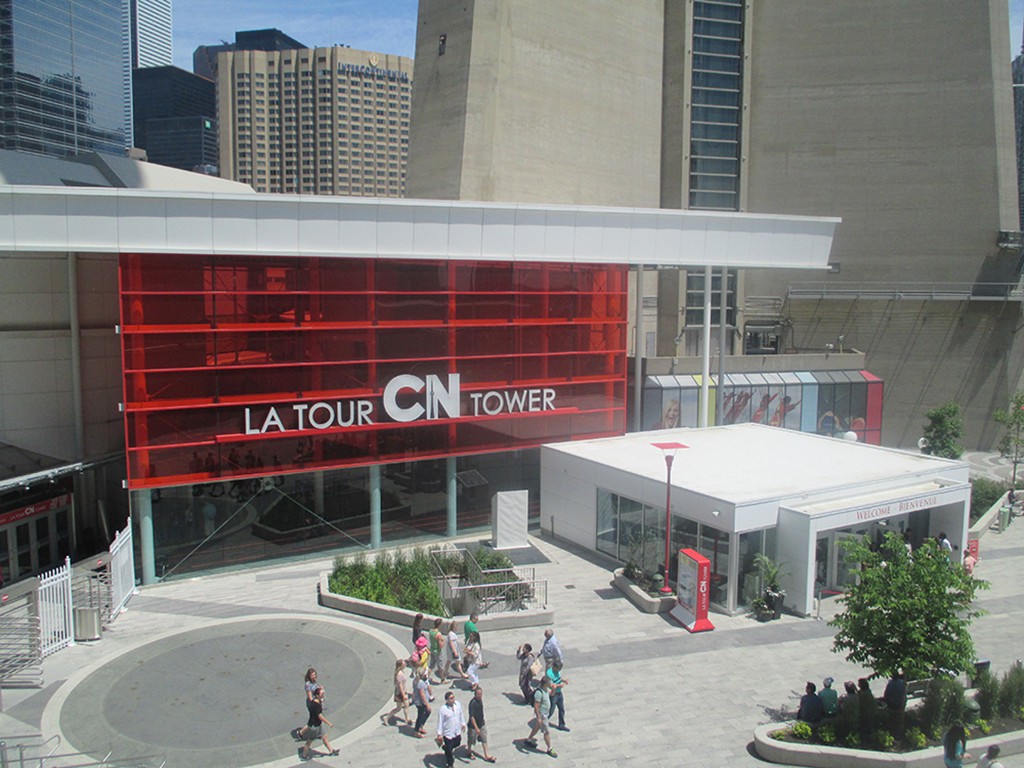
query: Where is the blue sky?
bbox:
[172,0,417,69]
[173,1,1024,71]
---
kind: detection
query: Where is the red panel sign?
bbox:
[119,254,628,489]
[0,494,72,527]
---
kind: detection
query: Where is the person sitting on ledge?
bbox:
[883,670,907,712]
[819,676,839,717]
[797,681,824,723]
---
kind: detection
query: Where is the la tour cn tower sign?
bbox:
[670,548,715,633]
[243,373,556,434]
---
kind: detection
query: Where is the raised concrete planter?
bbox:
[317,572,554,632]
[753,722,1024,767]
[611,568,676,614]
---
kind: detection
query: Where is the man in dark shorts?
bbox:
[299,686,339,760]
[467,686,496,762]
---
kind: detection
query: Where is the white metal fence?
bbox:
[36,557,73,658]
[108,523,136,620]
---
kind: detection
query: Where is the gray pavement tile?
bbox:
[2,512,1022,767]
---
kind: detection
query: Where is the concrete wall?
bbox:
[408,0,665,207]
[742,0,1022,448]
[0,251,120,461]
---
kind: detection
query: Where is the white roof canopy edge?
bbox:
[0,186,839,269]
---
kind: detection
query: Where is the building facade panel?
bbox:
[119,254,628,489]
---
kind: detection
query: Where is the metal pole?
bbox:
[633,265,645,432]
[700,265,712,427]
[660,453,675,594]
[717,267,727,424]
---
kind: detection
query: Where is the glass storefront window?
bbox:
[596,490,617,559]
[738,529,766,606]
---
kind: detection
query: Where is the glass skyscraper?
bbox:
[0,0,126,157]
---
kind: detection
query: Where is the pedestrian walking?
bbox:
[540,628,563,670]
[435,690,466,768]
[299,686,339,760]
[430,617,447,682]
[464,611,488,668]
[464,630,482,690]
[517,643,538,704]
[523,676,557,757]
[412,613,426,645]
[546,660,569,731]
[942,722,970,768]
[413,667,433,737]
[291,667,319,740]
[409,634,431,677]
[443,620,468,682]
[382,659,411,726]
[467,686,497,762]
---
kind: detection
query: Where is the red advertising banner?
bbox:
[0,493,72,527]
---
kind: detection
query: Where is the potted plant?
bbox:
[754,553,787,620]
[751,596,774,622]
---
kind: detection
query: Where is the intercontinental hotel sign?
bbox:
[243,374,556,435]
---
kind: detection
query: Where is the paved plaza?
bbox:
[2,456,1024,767]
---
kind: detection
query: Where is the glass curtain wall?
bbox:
[597,488,775,611]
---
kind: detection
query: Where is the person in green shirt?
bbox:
[819,676,839,716]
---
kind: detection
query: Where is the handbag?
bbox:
[529,656,544,678]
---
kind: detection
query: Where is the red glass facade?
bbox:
[120,254,628,489]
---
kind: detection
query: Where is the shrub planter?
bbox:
[612,568,676,614]
[752,722,1024,768]
[317,572,554,632]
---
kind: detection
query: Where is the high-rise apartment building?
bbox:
[0,0,126,157]
[407,0,1020,448]
[217,39,412,196]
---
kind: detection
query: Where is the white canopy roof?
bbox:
[544,423,968,509]
[0,185,838,269]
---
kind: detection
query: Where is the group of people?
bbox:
[290,667,341,761]
[797,674,909,725]
[381,615,569,765]
[382,612,496,766]
[515,628,569,757]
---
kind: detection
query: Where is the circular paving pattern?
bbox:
[58,617,396,768]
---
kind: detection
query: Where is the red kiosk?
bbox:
[670,547,715,633]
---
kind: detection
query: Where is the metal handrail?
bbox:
[787,281,1023,302]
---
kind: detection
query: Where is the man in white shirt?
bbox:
[541,629,563,670]
[977,744,1005,768]
[435,690,466,768]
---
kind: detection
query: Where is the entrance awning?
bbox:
[782,480,969,526]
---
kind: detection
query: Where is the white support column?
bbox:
[133,490,156,585]
[369,464,381,550]
[447,457,458,537]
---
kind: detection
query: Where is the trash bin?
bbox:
[73,606,102,641]
[1000,505,1011,533]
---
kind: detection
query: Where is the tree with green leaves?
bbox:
[994,390,1024,487]
[830,532,986,681]
[921,401,963,459]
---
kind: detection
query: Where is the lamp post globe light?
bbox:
[652,442,688,594]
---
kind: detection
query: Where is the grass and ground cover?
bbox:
[327,546,519,615]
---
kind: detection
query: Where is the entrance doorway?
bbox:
[815,529,867,592]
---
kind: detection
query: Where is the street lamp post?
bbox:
[652,441,687,594]
[660,451,675,593]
